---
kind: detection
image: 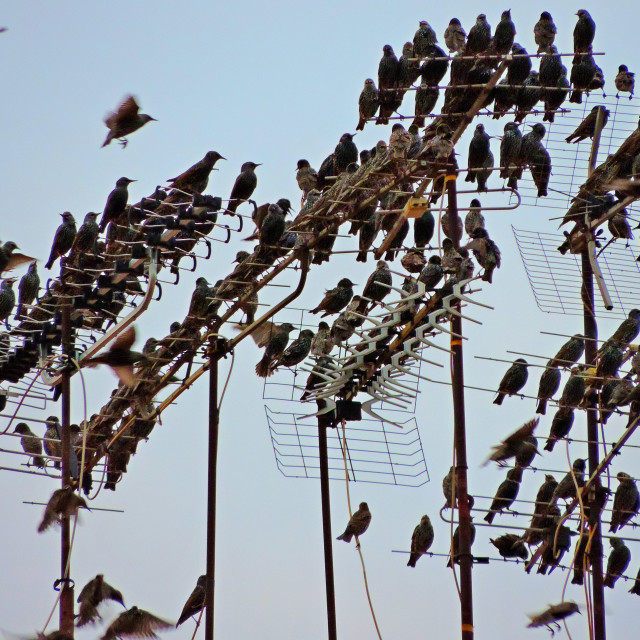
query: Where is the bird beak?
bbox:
[220,156,227,160]
[149,117,158,121]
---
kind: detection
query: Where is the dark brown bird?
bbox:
[447,496,476,568]
[610,472,640,533]
[483,418,539,466]
[356,78,379,131]
[442,465,457,508]
[604,537,631,588]
[337,502,371,543]
[464,227,500,283]
[168,151,226,193]
[444,18,466,54]
[254,322,295,378]
[45,212,76,269]
[526,602,580,633]
[38,486,88,533]
[100,606,172,640]
[566,106,609,143]
[377,45,400,125]
[534,12,556,53]
[99,178,135,233]
[0,240,37,276]
[296,159,318,201]
[535,366,561,415]
[102,95,156,148]
[13,422,45,468]
[552,458,586,504]
[77,574,125,626]
[227,161,261,214]
[484,466,522,524]
[311,278,355,317]
[490,533,528,560]
[615,64,635,98]
[544,407,575,452]
[493,358,528,405]
[15,261,40,320]
[548,334,585,368]
[573,9,596,60]
[177,575,206,626]
[407,515,434,567]
[525,476,558,545]
[466,14,491,55]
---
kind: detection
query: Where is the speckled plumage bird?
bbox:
[360,260,392,310]
[466,14,491,55]
[14,422,45,468]
[300,356,332,401]
[270,329,314,374]
[520,123,547,165]
[377,45,399,125]
[385,218,409,262]
[398,42,421,91]
[311,278,355,317]
[77,574,125,627]
[566,106,609,143]
[610,472,640,533]
[552,458,586,504]
[549,334,585,368]
[491,534,528,560]
[356,78,379,131]
[514,71,541,123]
[38,486,88,533]
[441,211,463,243]
[537,518,577,574]
[401,249,426,274]
[419,255,444,291]
[490,10,515,57]
[407,515,434,567]
[534,12,556,53]
[413,82,439,129]
[535,366,561,415]
[604,537,630,588]
[14,261,39,321]
[616,64,635,98]
[465,124,492,189]
[530,143,551,198]
[525,475,559,545]
[389,123,411,159]
[177,575,206,627]
[484,466,522,524]
[420,44,448,88]
[45,212,77,269]
[0,277,16,324]
[527,602,580,632]
[544,407,575,452]
[506,42,531,87]
[573,9,596,60]
[608,210,633,244]
[483,417,538,466]
[43,416,61,469]
[356,213,378,263]
[444,18,466,54]
[493,359,529,405]
[464,227,500,283]
[465,199,485,236]
[500,122,522,188]
[102,95,155,148]
[570,53,597,104]
[72,212,100,254]
[100,606,172,640]
[255,322,295,378]
[442,466,456,508]
[258,203,286,247]
[606,309,640,346]
[337,502,371,543]
[0,241,36,278]
[311,322,333,356]
[413,20,437,57]
[168,151,225,194]
[438,239,460,276]
[559,366,586,408]
[543,65,570,123]
[296,159,318,200]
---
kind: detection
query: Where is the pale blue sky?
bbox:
[1,2,639,639]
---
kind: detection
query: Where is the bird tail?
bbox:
[493,393,505,405]
[465,171,475,183]
[544,110,555,123]
[543,439,556,452]
[336,532,353,543]
[407,554,419,568]
[101,131,113,148]
[569,90,583,104]
[536,399,547,415]
[483,512,495,524]
[603,576,614,589]
[255,355,271,378]
[412,116,425,129]
[384,249,396,262]
[356,251,368,263]
[45,258,54,270]
[571,572,584,586]
[226,200,239,215]
[609,523,618,534]
[14,304,23,320]
[631,582,640,596]
[482,268,493,283]
[356,117,366,131]
[33,455,46,468]
[477,178,487,193]
[537,186,548,197]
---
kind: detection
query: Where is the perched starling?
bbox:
[606,309,640,346]
[530,144,551,198]
[539,44,562,89]
[296,159,318,200]
[442,465,457,508]
[77,574,125,627]
[420,44,449,88]
[490,9,516,57]
[484,466,522,524]
[334,134,358,174]
[549,334,585,368]
[552,458,586,503]
[418,255,444,291]
[566,105,609,143]
[38,486,88,533]
[534,12,557,53]
[525,475,559,545]
[537,518,577,574]
[356,213,379,263]
[499,122,522,188]
[615,64,635,98]
[506,42,531,86]
[483,417,538,465]
[82,326,146,386]
[464,227,500,283]
[389,123,411,159]
[311,321,333,356]
[398,42,421,92]
[14,422,45,468]
[356,78,379,131]
[520,122,547,165]
[465,14,491,55]
[377,45,399,125]
[544,407,575,452]
[593,340,626,384]
[100,606,172,640]
[630,566,640,595]
[440,238,462,274]
[0,240,36,276]
[444,18,466,54]
[413,20,437,57]
[255,322,295,378]
[337,502,371,543]
[456,248,475,281]
[604,537,631,588]
[300,356,332,401]
[102,95,155,148]
[465,199,485,236]
[44,416,61,469]
[465,124,492,188]
[543,66,570,123]
[168,151,225,194]
[608,210,633,243]
[177,575,206,626]
[270,329,314,373]
[490,534,528,560]
[227,162,260,215]
[187,277,212,318]
[385,218,409,262]
[413,82,439,128]
[259,203,286,246]
[0,277,16,323]
[447,497,476,567]
[407,515,434,567]
[72,212,100,254]
[573,9,596,60]
[570,53,597,104]
[493,79,518,120]
[514,71,541,123]
[360,260,392,309]
[441,211,463,243]
[101,178,135,233]
[526,602,580,632]
[571,530,591,585]
[15,261,39,320]
[610,472,640,533]
[45,212,77,269]
[401,249,426,274]
[414,207,435,248]
[535,366,561,415]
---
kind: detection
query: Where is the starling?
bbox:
[456,248,475,281]
[401,249,426,274]
[82,326,146,386]
[296,159,318,201]
[102,95,155,148]
[188,277,212,318]
[465,14,491,55]
[593,341,626,386]
[413,20,437,57]
[376,44,399,125]
[398,42,421,92]
[543,66,570,123]
[506,42,532,86]
[77,574,125,626]
[608,210,633,243]
[606,308,640,346]
[530,144,551,198]
[520,123,547,165]
[573,9,596,60]
[420,44,449,88]
[490,534,528,560]
[490,9,516,57]
[414,207,435,248]
[385,218,409,262]
[570,53,597,104]
[534,12,556,53]
[537,518,577,574]
[168,151,225,194]
[38,486,88,533]
[407,515,434,567]
[440,238,462,274]
[311,321,333,356]
[610,472,640,533]
[484,466,522,524]
[615,64,635,98]
[0,241,36,276]
[13,422,45,468]
[0,277,16,324]
[552,458,586,504]
[72,212,100,253]
[45,212,77,269]
[177,575,206,626]
[15,261,39,320]
[535,366,561,415]
[566,105,609,143]
[441,211,463,243]
[360,260,392,309]
[464,227,500,283]
[539,44,562,89]
[483,417,539,465]
[526,602,580,632]
[356,213,379,263]
[336,502,371,543]
[227,162,260,215]
[311,279,355,317]
[465,124,492,188]
[499,121,522,189]
[525,475,559,545]
[100,606,172,640]
[356,78,379,131]
[418,255,444,291]
[447,497,476,567]
[493,79,517,119]
[549,334,585,368]
[413,82,439,129]
[514,71,541,123]
[442,465,457,508]
[465,199,485,236]
[255,322,295,378]
[571,530,591,585]
[44,416,61,469]
[604,537,631,588]
[389,124,411,159]
[259,203,286,246]
[544,407,575,452]
[444,18,466,54]
[270,329,314,373]
[101,178,135,233]
[334,134,358,174]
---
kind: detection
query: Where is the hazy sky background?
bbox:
[1,2,640,639]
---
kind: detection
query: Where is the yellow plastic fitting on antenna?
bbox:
[403,196,431,219]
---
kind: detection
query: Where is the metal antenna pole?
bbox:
[446,178,474,640]
[59,302,74,635]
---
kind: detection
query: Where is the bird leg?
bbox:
[118,138,129,149]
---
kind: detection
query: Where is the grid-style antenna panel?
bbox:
[265,406,429,487]
[513,226,640,318]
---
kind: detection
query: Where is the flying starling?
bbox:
[334,134,358,174]
[102,95,155,149]
[566,106,609,143]
[552,458,586,504]
[535,366,561,415]
[226,161,260,215]
[514,71,541,123]
[168,151,225,193]
[377,45,400,125]
[45,212,77,269]
[177,575,206,627]
[484,466,522,524]
[604,537,631,588]
[442,466,457,508]
[444,18,466,54]
[82,326,146,386]
[544,407,575,452]
[77,574,126,627]
[99,178,135,233]
[499,122,522,189]
[543,66,570,123]
[534,12,557,53]
[356,78,379,131]
[490,9,516,57]
[418,255,443,291]
[360,260,392,311]
[549,334,585,368]
[0,277,16,324]
[14,261,39,320]
[573,9,596,60]
[464,227,501,283]
[14,422,45,468]
[311,278,355,317]
[526,602,580,633]
[483,418,539,466]
[43,416,61,469]
[72,212,100,254]
[38,486,88,533]
[413,20,437,57]
[0,241,36,276]
[414,207,435,248]
[610,472,640,533]
[490,533,528,560]
[100,606,172,640]
[296,159,318,201]
[255,322,295,378]
[337,502,371,543]
[311,321,334,356]
[615,64,635,98]
[407,515,434,567]
[466,14,491,55]
[270,329,314,374]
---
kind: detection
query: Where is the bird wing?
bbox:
[111,326,136,352]
[245,321,278,348]
[105,95,140,127]
[504,417,539,445]
[4,252,38,273]
[125,609,173,637]
[112,365,138,387]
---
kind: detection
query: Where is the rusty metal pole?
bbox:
[446,178,474,640]
[59,302,74,635]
